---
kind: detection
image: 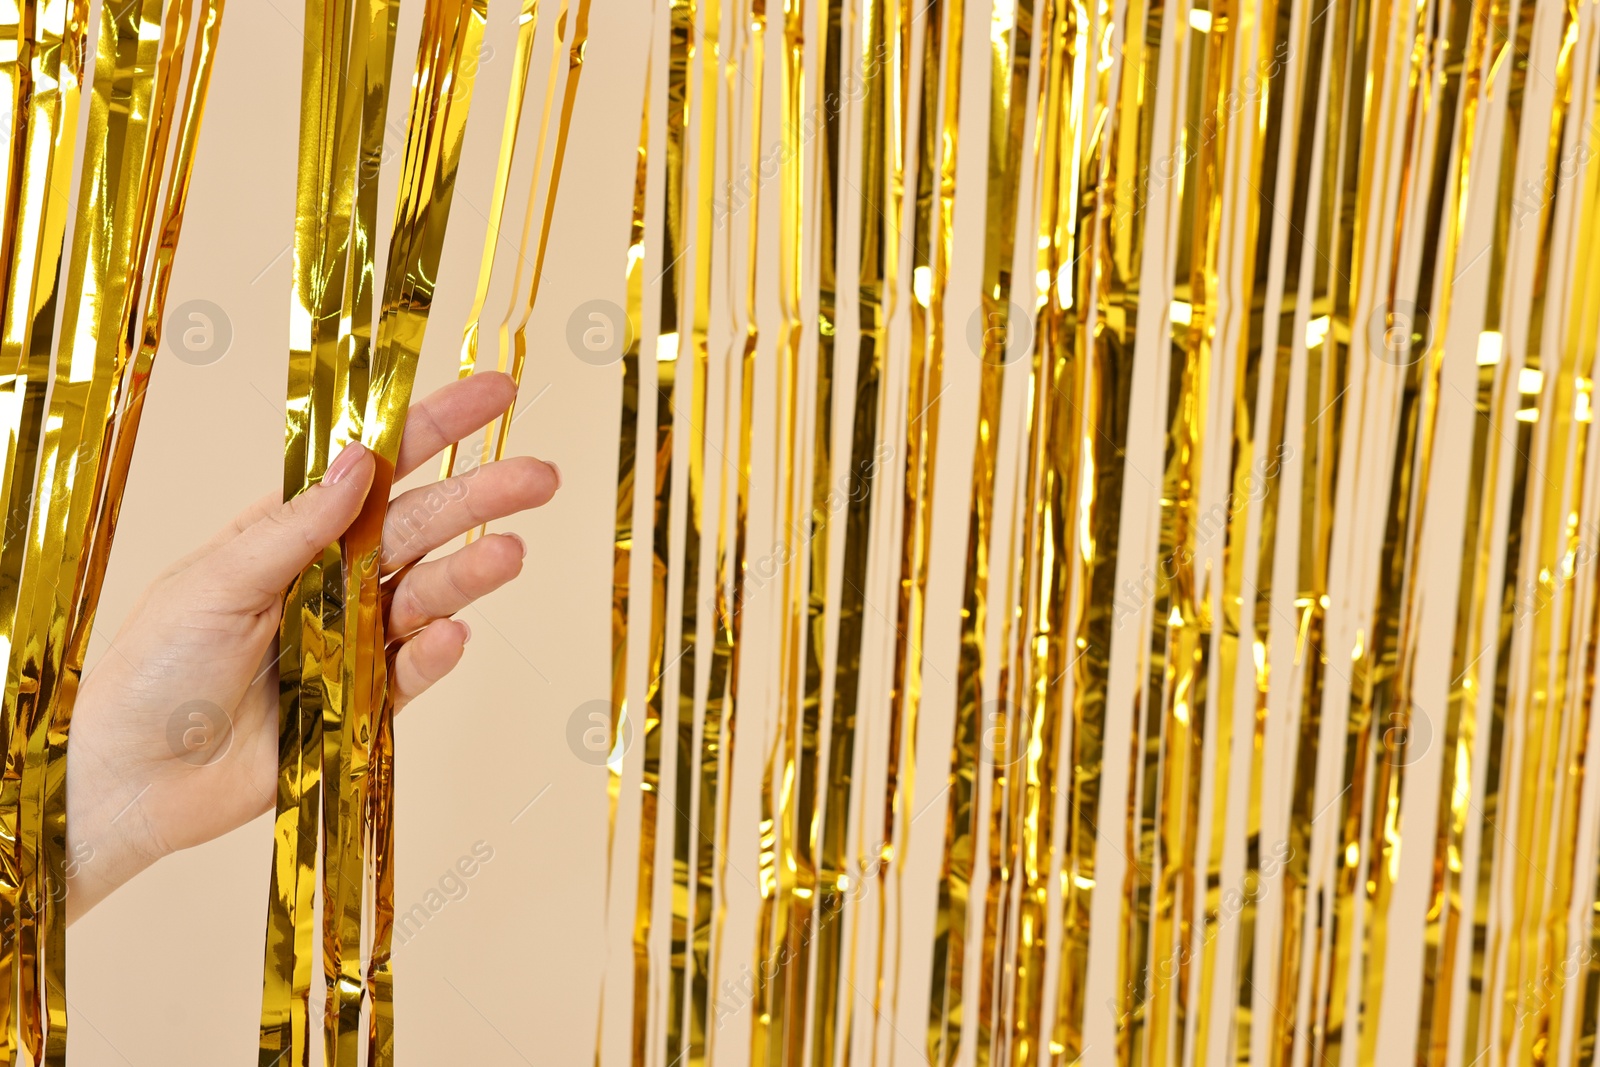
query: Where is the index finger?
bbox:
[394,371,518,479]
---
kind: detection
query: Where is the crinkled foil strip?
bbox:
[609,1,693,1064]
[764,0,846,1059]
[594,2,656,1063]
[866,0,964,1057]
[1407,0,1513,1045]
[1265,0,1376,1052]
[0,3,222,1061]
[807,0,906,1061]
[1117,0,1235,1060]
[1472,6,1593,1064]
[925,2,1042,1061]
[262,4,486,1066]
[483,0,594,471]
[1314,0,1491,1055]
[752,1,807,1063]
[696,5,762,1064]
[662,0,723,1060]
[445,0,541,478]
[1456,1,1566,1058]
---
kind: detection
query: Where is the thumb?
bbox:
[201,443,376,611]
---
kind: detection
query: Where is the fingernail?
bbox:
[325,443,369,486]
[544,460,562,490]
[503,532,528,557]
[457,619,473,644]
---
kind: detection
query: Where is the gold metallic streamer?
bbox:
[484,0,594,471]
[993,0,1115,1063]
[1187,0,1291,1060]
[620,2,693,1063]
[663,2,722,1060]
[442,0,539,481]
[1051,0,1167,1058]
[1527,191,1600,1064]
[593,5,656,1065]
[1462,353,1539,1066]
[925,2,1049,1064]
[973,2,1077,1059]
[264,4,387,1060]
[998,8,1089,1051]
[763,0,848,1057]
[14,8,165,1046]
[263,5,486,1066]
[0,4,94,1049]
[696,4,762,1063]
[809,0,907,1059]
[1118,0,1235,1059]
[1309,0,1485,1052]
[1484,8,1586,1062]
[1267,0,1381,1051]
[1457,0,1557,1057]
[1570,70,1600,1066]
[357,6,488,1060]
[0,1,221,1060]
[750,0,806,1061]
[1222,0,1327,1056]
[323,4,397,1063]
[1406,0,1509,1059]
[867,0,963,1056]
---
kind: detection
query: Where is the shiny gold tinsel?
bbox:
[262,3,489,1065]
[0,2,223,1061]
[594,0,1600,1065]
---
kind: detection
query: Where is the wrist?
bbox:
[65,736,167,921]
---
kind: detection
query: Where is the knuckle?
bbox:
[393,582,425,632]
[276,494,324,554]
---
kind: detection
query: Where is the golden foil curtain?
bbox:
[12,0,1600,1062]
[0,2,224,1061]
[595,0,1600,1064]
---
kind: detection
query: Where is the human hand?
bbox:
[65,372,558,918]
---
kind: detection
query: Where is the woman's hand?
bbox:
[65,372,557,918]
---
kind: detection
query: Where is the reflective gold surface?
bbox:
[0,2,221,1061]
[596,0,1600,1064]
[263,3,487,1065]
[8,0,1600,1063]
